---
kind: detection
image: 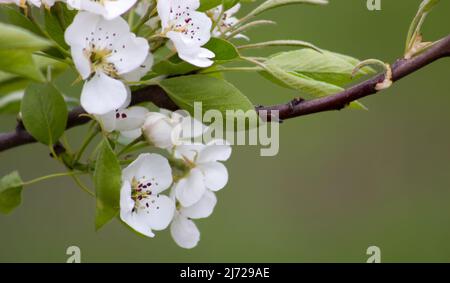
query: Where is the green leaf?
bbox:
[0,6,43,36]
[204,37,240,61]
[249,0,328,17]
[44,9,69,50]
[261,53,369,110]
[264,49,375,87]
[223,0,240,10]
[0,79,28,115]
[0,171,23,214]
[159,75,254,117]
[21,83,68,145]
[262,63,343,97]
[152,59,200,76]
[0,22,51,51]
[0,50,45,82]
[94,138,122,230]
[199,0,223,11]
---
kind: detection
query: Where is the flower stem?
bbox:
[132,5,157,34]
[73,126,99,165]
[70,174,95,197]
[22,171,84,187]
[117,137,145,157]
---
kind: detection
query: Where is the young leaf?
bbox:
[199,0,223,11]
[44,9,69,50]
[0,171,23,214]
[94,138,122,230]
[204,38,240,61]
[0,22,51,51]
[0,50,45,82]
[264,49,375,87]
[159,75,254,117]
[0,6,43,36]
[21,83,68,145]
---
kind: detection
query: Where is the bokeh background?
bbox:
[1,0,450,262]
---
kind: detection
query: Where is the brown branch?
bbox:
[0,35,449,153]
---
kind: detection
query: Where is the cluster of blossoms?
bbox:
[120,110,231,248]
[0,0,243,248]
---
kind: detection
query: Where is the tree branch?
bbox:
[0,35,449,153]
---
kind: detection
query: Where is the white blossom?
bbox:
[157,0,215,67]
[0,0,57,8]
[170,190,217,249]
[66,0,137,20]
[120,153,175,237]
[64,12,150,115]
[97,106,149,140]
[142,110,206,150]
[173,140,231,207]
[209,3,249,40]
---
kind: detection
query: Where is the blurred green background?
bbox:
[1,0,450,262]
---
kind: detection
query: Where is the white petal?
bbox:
[121,212,156,238]
[169,10,212,46]
[122,153,173,194]
[120,181,155,238]
[119,181,135,214]
[168,31,215,67]
[197,140,232,163]
[170,213,200,249]
[122,54,154,82]
[142,113,176,149]
[81,72,128,115]
[119,129,142,142]
[180,190,217,219]
[96,110,116,132]
[174,168,206,207]
[64,11,101,47]
[173,143,205,163]
[115,106,149,131]
[108,35,149,75]
[102,0,137,20]
[70,46,92,80]
[143,194,175,231]
[197,162,228,191]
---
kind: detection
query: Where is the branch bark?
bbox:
[0,35,449,153]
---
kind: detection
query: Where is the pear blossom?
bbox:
[66,0,137,20]
[173,140,231,207]
[0,0,55,7]
[64,12,150,115]
[142,110,206,150]
[157,0,215,67]
[97,106,149,140]
[170,190,217,249]
[120,153,175,237]
[209,3,249,40]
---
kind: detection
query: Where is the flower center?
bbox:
[84,46,118,78]
[130,177,159,213]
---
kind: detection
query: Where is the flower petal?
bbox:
[122,153,173,194]
[143,194,175,231]
[197,140,232,163]
[170,213,200,249]
[115,106,149,131]
[180,190,217,219]
[174,168,206,207]
[197,161,228,191]
[122,54,154,82]
[81,72,128,115]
